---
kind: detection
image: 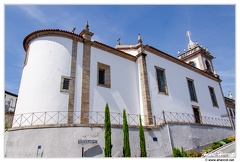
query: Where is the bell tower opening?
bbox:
[205,60,213,73]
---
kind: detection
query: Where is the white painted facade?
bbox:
[89,47,140,114]
[16,36,73,114]
[145,50,226,118]
[186,56,200,69]
[14,27,229,127]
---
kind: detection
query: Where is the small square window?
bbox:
[97,62,111,88]
[98,69,105,85]
[63,78,70,90]
[60,76,71,92]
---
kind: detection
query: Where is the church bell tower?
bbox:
[178,31,217,76]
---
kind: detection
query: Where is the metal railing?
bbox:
[162,111,231,127]
[5,110,232,129]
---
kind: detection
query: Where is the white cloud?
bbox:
[18,5,50,25]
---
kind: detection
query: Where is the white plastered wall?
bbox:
[89,47,140,119]
[186,56,201,69]
[145,51,227,119]
[15,36,73,115]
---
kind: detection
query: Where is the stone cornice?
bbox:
[23,29,84,51]
[180,49,214,62]
[178,45,214,61]
[145,45,221,82]
[115,43,141,50]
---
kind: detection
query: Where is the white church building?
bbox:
[5,23,234,157]
[14,23,230,126]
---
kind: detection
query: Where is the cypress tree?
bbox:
[123,109,131,157]
[139,115,147,157]
[104,103,112,157]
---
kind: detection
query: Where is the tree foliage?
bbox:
[123,109,131,157]
[104,103,112,157]
[139,115,147,157]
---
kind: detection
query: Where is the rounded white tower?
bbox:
[14,29,84,126]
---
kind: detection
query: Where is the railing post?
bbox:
[162,111,166,124]
[153,115,156,127]
[96,112,98,125]
[19,114,23,126]
[57,111,59,124]
[31,113,34,126]
[44,112,46,125]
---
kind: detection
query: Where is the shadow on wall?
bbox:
[84,145,103,157]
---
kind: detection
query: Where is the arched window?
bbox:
[205,60,213,73]
[189,61,196,67]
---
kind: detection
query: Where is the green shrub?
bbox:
[229,136,235,141]
[189,150,203,157]
[173,147,181,157]
[219,141,226,145]
[222,138,232,144]
[181,147,187,157]
[212,144,220,150]
[213,141,223,147]
[187,150,197,157]
[172,147,187,157]
[204,146,213,153]
[196,152,203,157]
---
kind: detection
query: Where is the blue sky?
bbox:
[4,4,236,98]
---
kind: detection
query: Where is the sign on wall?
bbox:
[78,140,98,144]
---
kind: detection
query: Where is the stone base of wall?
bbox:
[4,124,234,157]
[5,113,13,128]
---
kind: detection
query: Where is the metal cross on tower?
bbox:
[186,31,192,42]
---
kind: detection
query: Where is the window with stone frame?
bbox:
[97,62,111,88]
[60,76,71,92]
[187,78,198,102]
[209,86,218,107]
[155,66,168,95]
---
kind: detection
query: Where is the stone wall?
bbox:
[4,124,234,158]
[169,124,234,151]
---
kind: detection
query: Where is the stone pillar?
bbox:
[67,39,78,124]
[79,23,94,125]
[137,52,153,126]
